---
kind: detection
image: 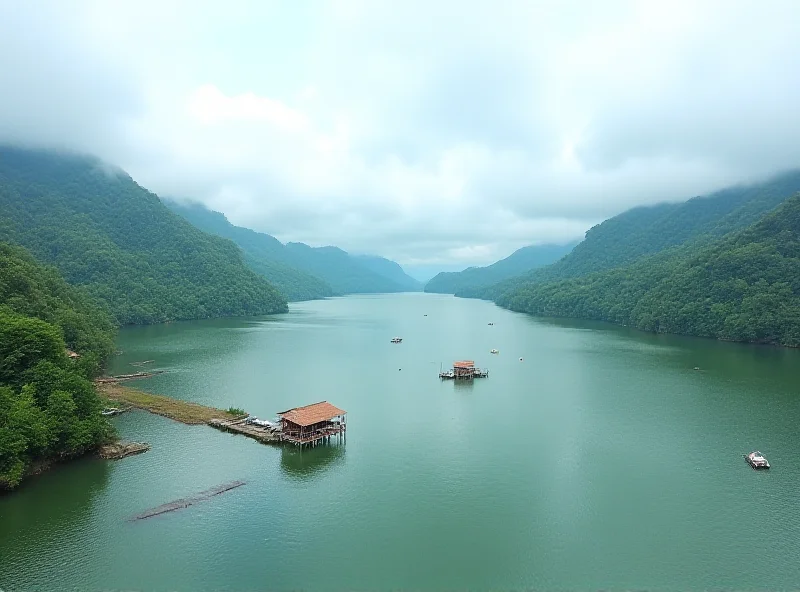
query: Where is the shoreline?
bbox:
[97,380,280,444]
[4,382,254,494]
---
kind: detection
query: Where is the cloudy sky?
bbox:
[2,1,799,276]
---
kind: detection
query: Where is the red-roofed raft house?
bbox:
[278,401,347,447]
[439,360,489,380]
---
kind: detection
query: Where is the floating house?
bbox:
[278,401,347,447]
[439,360,489,380]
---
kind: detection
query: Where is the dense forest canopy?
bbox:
[460,170,800,301]
[0,242,115,489]
[497,193,800,346]
[0,147,288,324]
[424,242,577,295]
[0,242,115,368]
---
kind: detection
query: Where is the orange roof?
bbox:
[278,401,346,427]
[453,360,475,368]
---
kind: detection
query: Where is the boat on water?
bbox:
[745,451,770,470]
[101,407,122,416]
[390,337,403,343]
[488,322,494,326]
[490,349,499,354]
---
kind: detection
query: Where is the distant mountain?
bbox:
[166,200,414,296]
[164,201,334,301]
[461,169,800,300]
[497,192,800,346]
[424,242,578,294]
[352,255,421,291]
[0,146,288,324]
[283,243,408,294]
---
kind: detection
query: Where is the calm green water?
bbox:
[3,293,800,591]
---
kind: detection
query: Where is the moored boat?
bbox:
[745,451,770,470]
[390,337,403,343]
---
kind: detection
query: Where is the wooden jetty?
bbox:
[208,417,280,444]
[278,401,347,447]
[439,360,489,380]
[95,370,165,384]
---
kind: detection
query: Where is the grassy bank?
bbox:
[97,382,244,425]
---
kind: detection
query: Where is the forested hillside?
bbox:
[460,170,800,300]
[0,147,288,324]
[424,242,577,294]
[165,201,334,301]
[283,243,407,294]
[1,242,115,489]
[498,193,800,346]
[167,200,417,297]
[351,255,421,291]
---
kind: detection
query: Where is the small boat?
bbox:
[745,451,770,470]
[390,337,403,343]
[101,407,122,417]
[488,322,494,326]
[490,349,499,354]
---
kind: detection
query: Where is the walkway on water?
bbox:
[96,381,280,445]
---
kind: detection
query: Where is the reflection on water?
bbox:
[7,294,800,591]
[279,442,346,480]
[0,457,111,580]
[1,457,110,533]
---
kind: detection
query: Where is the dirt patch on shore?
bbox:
[99,441,151,459]
[96,382,243,425]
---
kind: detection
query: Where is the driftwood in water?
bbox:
[96,370,165,384]
[129,480,246,521]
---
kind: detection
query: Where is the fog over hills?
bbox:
[3,1,800,273]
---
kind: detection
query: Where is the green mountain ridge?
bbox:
[424,242,578,294]
[497,192,800,346]
[163,201,335,301]
[165,199,418,296]
[283,243,410,294]
[460,170,800,300]
[351,254,422,292]
[0,147,288,324]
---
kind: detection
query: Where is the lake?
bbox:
[3,293,800,591]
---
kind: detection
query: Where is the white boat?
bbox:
[490,349,499,354]
[745,451,770,469]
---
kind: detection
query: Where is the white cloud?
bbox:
[2,0,800,269]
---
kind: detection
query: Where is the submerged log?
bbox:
[129,480,246,521]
